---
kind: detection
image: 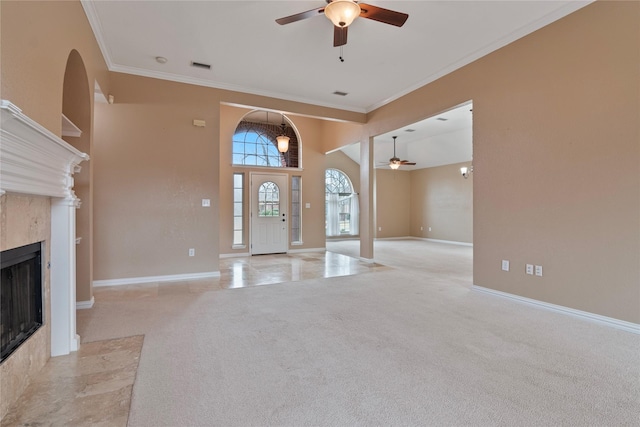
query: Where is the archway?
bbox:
[61,50,93,309]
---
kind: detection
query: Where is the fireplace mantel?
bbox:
[1,100,88,199]
[1,100,89,357]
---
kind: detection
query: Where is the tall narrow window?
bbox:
[291,176,302,244]
[258,181,280,217]
[325,168,358,237]
[233,173,244,247]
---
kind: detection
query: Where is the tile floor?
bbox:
[1,249,389,426]
[1,336,143,427]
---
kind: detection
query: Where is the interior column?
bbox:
[359,136,374,261]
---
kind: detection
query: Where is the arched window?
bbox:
[325,168,359,236]
[232,111,299,168]
[258,181,280,217]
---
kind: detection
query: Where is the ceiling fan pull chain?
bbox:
[339,45,345,62]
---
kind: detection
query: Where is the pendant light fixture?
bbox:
[276,114,290,153]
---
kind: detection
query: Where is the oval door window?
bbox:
[258,181,280,217]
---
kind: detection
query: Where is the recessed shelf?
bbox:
[61,114,82,137]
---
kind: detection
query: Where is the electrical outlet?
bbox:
[202,199,211,207]
[189,248,195,257]
[501,260,509,271]
[378,227,382,231]
[535,265,543,277]
[428,227,432,232]
[526,264,534,275]
[420,226,423,231]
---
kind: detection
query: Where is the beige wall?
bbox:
[0,195,52,419]
[1,0,110,303]
[375,169,412,238]
[219,105,328,254]
[93,73,221,279]
[410,163,473,243]
[327,1,639,322]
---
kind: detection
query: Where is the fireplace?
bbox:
[0,242,43,363]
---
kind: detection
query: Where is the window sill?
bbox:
[232,244,246,250]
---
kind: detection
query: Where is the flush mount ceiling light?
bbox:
[155,56,168,64]
[276,114,290,153]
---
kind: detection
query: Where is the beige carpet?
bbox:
[79,241,639,426]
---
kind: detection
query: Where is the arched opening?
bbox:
[61,50,92,308]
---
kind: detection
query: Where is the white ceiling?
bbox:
[82,0,591,170]
[82,0,591,114]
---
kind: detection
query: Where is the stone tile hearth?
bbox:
[0,336,143,427]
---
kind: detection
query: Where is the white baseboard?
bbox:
[76,296,94,310]
[420,237,473,247]
[93,271,220,287]
[472,285,640,335]
[287,247,325,254]
[375,236,413,241]
[220,252,250,259]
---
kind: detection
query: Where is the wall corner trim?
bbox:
[93,271,221,287]
[472,285,640,335]
[76,297,95,310]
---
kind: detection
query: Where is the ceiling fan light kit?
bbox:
[387,136,416,169]
[324,0,361,27]
[276,0,408,52]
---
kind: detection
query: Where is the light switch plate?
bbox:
[535,265,543,276]
[526,264,534,275]
[202,199,211,207]
[501,260,509,271]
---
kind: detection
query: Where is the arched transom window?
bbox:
[232,111,299,168]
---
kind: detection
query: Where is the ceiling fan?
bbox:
[275,0,409,48]
[383,136,416,169]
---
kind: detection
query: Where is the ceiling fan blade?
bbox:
[276,7,325,25]
[358,3,409,27]
[400,161,416,165]
[334,25,348,47]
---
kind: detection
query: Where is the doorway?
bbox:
[250,172,288,255]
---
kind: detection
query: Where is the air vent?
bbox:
[404,129,416,132]
[436,117,448,121]
[190,61,211,70]
[333,91,348,96]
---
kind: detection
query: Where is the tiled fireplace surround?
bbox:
[0,101,88,419]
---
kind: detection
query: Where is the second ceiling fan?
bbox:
[384,136,416,169]
[276,0,409,47]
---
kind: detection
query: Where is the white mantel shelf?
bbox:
[0,100,89,198]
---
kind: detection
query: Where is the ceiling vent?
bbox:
[333,91,348,96]
[190,61,211,70]
[436,117,448,121]
[404,129,415,132]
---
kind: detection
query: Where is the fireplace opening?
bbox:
[1,242,43,363]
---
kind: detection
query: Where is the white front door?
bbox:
[250,173,288,255]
